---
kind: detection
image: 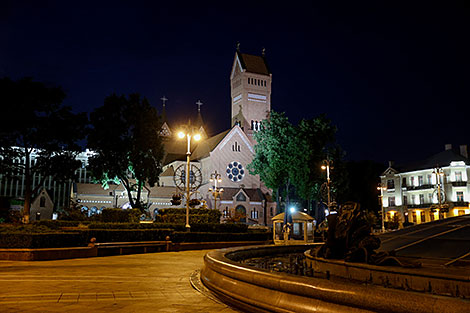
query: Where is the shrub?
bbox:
[100,208,141,223]
[0,232,88,248]
[171,231,271,243]
[155,208,221,224]
[84,229,173,242]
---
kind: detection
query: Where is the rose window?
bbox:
[226,161,245,182]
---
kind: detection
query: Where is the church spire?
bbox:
[160,96,168,123]
[196,100,204,127]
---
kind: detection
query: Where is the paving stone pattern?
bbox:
[0,250,238,313]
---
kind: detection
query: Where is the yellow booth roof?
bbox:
[272,211,314,221]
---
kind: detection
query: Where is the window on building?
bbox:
[402,177,407,187]
[456,171,462,182]
[236,192,246,202]
[412,211,417,223]
[458,210,465,216]
[410,177,415,186]
[418,176,423,186]
[428,194,433,203]
[270,207,273,216]
[457,191,464,202]
[419,194,424,204]
[388,197,395,207]
[420,211,426,223]
[223,207,230,218]
[251,209,258,219]
[40,196,46,208]
[430,212,435,221]
[403,195,407,205]
[387,179,395,189]
[411,194,416,204]
[427,174,432,184]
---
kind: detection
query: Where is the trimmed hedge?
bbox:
[32,220,88,229]
[155,208,221,224]
[0,232,88,248]
[171,231,271,243]
[84,229,173,242]
[101,208,141,223]
[87,222,249,233]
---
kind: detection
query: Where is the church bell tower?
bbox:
[230,46,272,144]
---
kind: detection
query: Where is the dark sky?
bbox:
[1,1,469,165]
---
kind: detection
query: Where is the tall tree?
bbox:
[289,115,337,205]
[87,93,164,210]
[248,111,295,214]
[0,77,87,223]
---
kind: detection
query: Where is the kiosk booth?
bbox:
[272,211,315,244]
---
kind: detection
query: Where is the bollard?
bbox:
[165,236,171,252]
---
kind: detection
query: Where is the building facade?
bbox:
[380,144,470,225]
[73,48,277,225]
[1,48,277,225]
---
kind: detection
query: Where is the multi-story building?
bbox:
[380,144,470,225]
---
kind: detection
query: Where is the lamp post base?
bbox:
[185,224,191,232]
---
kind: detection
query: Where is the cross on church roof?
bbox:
[160,96,168,107]
[196,100,203,112]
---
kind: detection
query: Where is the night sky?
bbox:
[1,1,468,165]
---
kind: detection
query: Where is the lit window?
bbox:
[388,197,395,207]
[456,171,462,182]
[387,179,395,189]
[457,191,464,202]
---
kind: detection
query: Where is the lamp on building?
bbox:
[209,170,224,210]
[177,127,201,231]
[321,158,333,214]
[377,183,387,232]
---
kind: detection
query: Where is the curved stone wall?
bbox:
[201,244,470,313]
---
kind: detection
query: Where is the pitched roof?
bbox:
[190,129,230,160]
[219,187,265,202]
[392,149,469,173]
[237,51,271,75]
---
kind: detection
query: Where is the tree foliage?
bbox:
[289,115,337,201]
[0,77,87,222]
[248,111,339,214]
[248,111,294,192]
[87,93,164,210]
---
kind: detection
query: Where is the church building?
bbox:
[72,47,277,225]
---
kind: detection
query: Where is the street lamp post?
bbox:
[209,170,224,210]
[178,129,201,232]
[377,183,387,232]
[432,166,448,217]
[321,159,333,214]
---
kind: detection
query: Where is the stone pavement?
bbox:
[0,250,238,312]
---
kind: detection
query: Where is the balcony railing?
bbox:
[405,184,434,191]
[452,181,467,187]
[452,201,469,207]
[407,203,433,209]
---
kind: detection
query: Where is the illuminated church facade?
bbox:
[72,48,277,225]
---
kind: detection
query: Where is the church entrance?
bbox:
[235,205,246,223]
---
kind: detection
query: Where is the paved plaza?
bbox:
[0,250,238,313]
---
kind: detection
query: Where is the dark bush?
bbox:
[100,208,141,223]
[32,220,87,229]
[155,208,221,224]
[171,231,271,243]
[85,229,173,243]
[0,232,88,248]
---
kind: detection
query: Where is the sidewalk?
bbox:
[0,250,238,312]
